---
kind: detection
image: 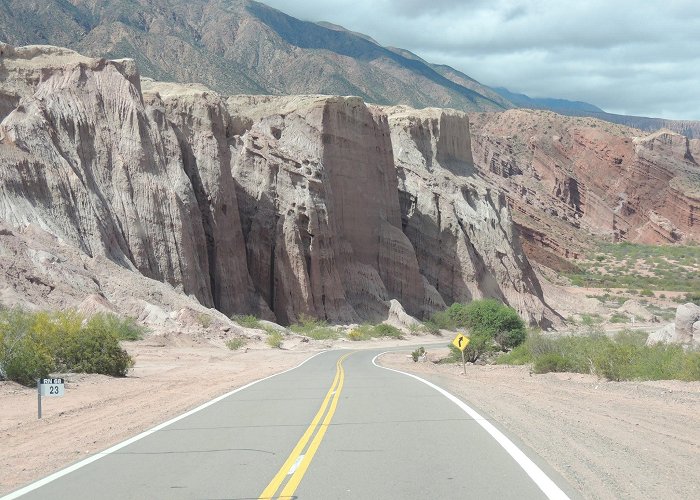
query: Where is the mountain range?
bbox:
[0,0,697,137]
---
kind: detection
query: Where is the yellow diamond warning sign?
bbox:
[452,333,470,351]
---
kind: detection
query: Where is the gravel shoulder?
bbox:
[378,349,700,500]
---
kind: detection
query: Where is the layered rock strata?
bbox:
[381,106,552,325]
[0,44,551,325]
[0,45,261,317]
[469,110,700,265]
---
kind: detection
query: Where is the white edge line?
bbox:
[2,350,328,500]
[372,352,571,500]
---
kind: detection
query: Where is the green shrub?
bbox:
[87,313,146,341]
[494,343,532,365]
[498,330,699,381]
[684,292,700,305]
[533,352,570,374]
[232,315,262,329]
[347,328,370,341]
[411,346,426,362]
[226,337,247,350]
[461,299,526,351]
[290,314,337,340]
[0,309,136,386]
[346,323,403,340]
[0,310,55,385]
[422,320,441,335]
[266,331,283,348]
[639,289,654,297]
[372,324,403,339]
[58,323,133,377]
[198,313,212,328]
[609,313,630,324]
[680,352,700,381]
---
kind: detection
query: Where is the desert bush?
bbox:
[58,322,133,376]
[347,328,370,341]
[609,312,630,324]
[0,309,136,386]
[226,337,248,350]
[197,313,212,328]
[372,324,403,339]
[232,315,262,329]
[266,331,283,348]
[346,323,403,341]
[87,313,146,341]
[290,314,337,340]
[498,330,699,381]
[421,320,441,335]
[460,299,526,351]
[494,343,531,365]
[411,346,426,362]
[533,352,570,374]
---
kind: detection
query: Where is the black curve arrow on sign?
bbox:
[458,337,463,347]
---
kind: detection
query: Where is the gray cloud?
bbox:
[262,0,700,120]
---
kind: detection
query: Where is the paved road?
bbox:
[6,348,577,499]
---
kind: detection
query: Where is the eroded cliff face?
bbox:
[0,44,552,326]
[380,106,551,325]
[469,110,700,265]
[228,96,428,323]
[0,45,261,317]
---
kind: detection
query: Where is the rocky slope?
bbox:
[0,0,507,113]
[469,110,700,265]
[0,43,553,326]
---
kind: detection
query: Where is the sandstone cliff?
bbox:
[0,44,261,317]
[469,110,700,266]
[380,106,551,325]
[0,44,551,326]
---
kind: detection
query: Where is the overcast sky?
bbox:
[262,0,700,120]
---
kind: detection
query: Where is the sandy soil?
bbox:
[379,349,700,500]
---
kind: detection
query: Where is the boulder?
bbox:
[674,303,700,343]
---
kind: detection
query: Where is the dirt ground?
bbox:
[379,349,700,500]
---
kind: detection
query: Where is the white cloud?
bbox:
[262,0,700,119]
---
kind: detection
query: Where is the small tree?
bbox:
[462,299,526,351]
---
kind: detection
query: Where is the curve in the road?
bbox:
[372,352,570,500]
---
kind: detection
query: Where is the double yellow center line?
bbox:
[259,352,353,499]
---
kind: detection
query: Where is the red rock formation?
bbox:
[469,110,700,264]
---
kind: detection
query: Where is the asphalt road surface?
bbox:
[6,348,578,499]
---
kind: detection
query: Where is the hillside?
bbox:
[0,0,508,112]
[494,88,700,139]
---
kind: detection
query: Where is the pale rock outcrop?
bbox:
[674,303,700,344]
[381,106,554,325]
[618,299,654,322]
[0,44,262,317]
[229,95,428,323]
[384,298,422,331]
[646,324,675,346]
[648,303,700,346]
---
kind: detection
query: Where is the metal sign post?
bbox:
[37,378,65,419]
[37,379,42,419]
[452,334,471,376]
